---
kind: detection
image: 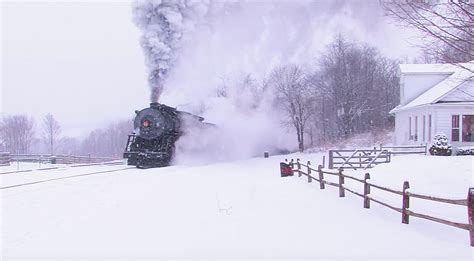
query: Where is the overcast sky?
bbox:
[1,0,420,138]
[1,0,148,137]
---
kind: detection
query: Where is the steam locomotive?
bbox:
[123,102,210,168]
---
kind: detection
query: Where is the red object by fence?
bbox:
[280,162,293,177]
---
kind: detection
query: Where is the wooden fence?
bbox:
[380,144,428,155]
[0,152,11,166]
[285,158,474,246]
[8,154,118,165]
[328,144,428,170]
[328,149,391,170]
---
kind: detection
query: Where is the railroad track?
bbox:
[0,166,135,190]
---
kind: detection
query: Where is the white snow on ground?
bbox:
[1,162,67,173]
[1,153,473,260]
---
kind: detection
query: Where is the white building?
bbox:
[390,62,474,146]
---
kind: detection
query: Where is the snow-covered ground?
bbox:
[1,162,67,173]
[1,153,473,260]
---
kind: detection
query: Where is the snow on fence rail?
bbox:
[380,144,428,155]
[284,158,474,247]
[10,154,118,164]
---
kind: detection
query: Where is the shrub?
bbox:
[429,133,452,156]
[454,147,474,156]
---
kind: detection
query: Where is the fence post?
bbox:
[297,159,301,177]
[329,150,333,169]
[322,155,326,169]
[402,181,410,224]
[468,188,474,247]
[364,173,371,209]
[307,161,312,183]
[338,168,345,197]
[289,159,294,176]
[318,164,325,189]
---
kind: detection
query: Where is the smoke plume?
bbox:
[132,0,209,102]
[132,1,419,164]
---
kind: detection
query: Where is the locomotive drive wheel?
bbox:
[127,159,138,166]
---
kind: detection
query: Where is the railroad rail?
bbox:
[0,166,134,190]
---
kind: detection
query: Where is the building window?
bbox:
[452,115,460,141]
[428,114,432,142]
[414,116,418,141]
[408,117,412,140]
[422,115,426,142]
[462,115,474,142]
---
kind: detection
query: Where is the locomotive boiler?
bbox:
[123,102,209,168]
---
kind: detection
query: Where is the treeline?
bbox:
[309,36,399,144]
[216,36,400,152]
[0,114,133,158]
[1,36,400,156]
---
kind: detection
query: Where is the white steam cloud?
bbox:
[132,0,209,102]
[131,1,418,164]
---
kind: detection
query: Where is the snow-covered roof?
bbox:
[399,63,457,74]
[391,62,474,114]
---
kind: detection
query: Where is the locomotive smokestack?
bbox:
[132,0,210,102]
[150,102,159,109]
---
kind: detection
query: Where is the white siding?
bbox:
[433,105,474,146]
[395,104,474,145]
[394,106,434,145]
[394,64,474,146]
[401,74,450,105]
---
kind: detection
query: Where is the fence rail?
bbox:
[328,144,428,170]
[380,144,427,155]
[0,152,11,166]
[287,158,474,246]
[329,149,390,170]
[5,154,118,165]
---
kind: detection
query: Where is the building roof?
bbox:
[399,63,457,74]
[391,62,474,114]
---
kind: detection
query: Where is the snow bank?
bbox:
[1,153,472,260]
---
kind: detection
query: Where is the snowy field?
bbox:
[1,162,67,173]
[1,154,473,260]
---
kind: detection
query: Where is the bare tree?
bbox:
[314,35,399,141]
[43,113,61,155]
[381,0,474,64]
[305,71,333,146]
[0,115,35,154]
[216,76,229,98]
[57,137,80,155]
[270,65,313,152]
[81,120,133,158]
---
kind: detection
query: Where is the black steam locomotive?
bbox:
[123,102,209,168]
